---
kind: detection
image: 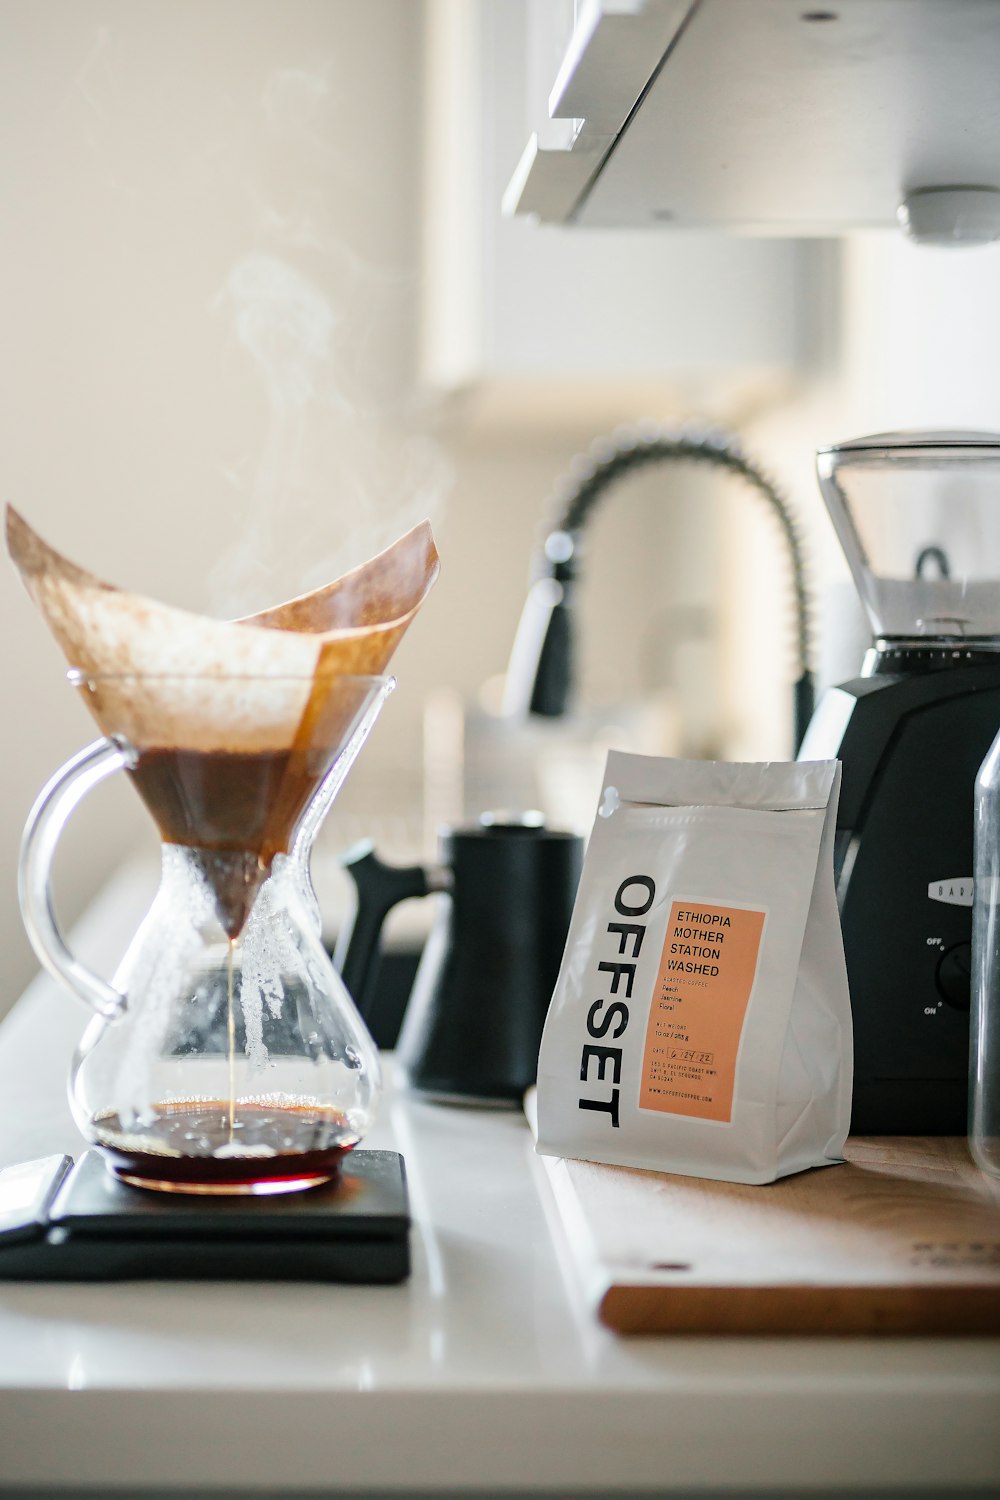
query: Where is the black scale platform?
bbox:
[0,1150,410,1282]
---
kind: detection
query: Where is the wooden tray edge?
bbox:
[599,1283,1000,1336]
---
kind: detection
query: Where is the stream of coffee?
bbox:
[227,939,236,1143]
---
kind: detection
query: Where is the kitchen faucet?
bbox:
[503,425,814,752]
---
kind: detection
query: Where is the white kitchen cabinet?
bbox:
[505,0,1000,237]
[420,0,826,427]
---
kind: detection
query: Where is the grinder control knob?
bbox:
[935,942,972,1011]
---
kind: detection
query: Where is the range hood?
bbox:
[504,0,1000,243]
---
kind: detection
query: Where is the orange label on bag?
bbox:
[639,900,766,1123]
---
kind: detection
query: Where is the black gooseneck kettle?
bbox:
[335,816,583,1104]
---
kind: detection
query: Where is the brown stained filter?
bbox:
[5,506,439,754]
[240,521,439,637]
[6,506,439,935]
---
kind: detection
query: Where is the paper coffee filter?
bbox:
[6,506,439,754]
[241,519,438,635]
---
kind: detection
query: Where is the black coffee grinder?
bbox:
[799,431,1000,1133]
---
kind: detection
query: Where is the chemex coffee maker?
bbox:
[2,507,439,1283]
[800,431,1000,1133]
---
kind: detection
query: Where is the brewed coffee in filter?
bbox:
[7,506,439,935]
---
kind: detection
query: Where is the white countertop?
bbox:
[0,867,998,1496]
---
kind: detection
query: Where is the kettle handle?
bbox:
[334,842,435,1017]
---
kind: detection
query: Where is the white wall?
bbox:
[0,0,713,1015]
[7,2,996,1024]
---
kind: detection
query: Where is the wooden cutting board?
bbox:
[530,1128,1000,1335]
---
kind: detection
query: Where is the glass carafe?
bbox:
[18,671,392,1195]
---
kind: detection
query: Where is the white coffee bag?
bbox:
[535,751,852,1184]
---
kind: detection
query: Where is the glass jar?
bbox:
[971,723,1000,1177]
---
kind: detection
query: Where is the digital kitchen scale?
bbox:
[0,1150,410,1283]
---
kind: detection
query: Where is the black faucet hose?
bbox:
[509,427,815,752]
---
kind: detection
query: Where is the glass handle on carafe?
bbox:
[18,738,130,1021]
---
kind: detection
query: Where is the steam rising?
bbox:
[208,67,448,619]
[227,254,340,409]
[253,67,346,253]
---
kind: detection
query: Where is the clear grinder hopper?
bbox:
[817,430,1000,646]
